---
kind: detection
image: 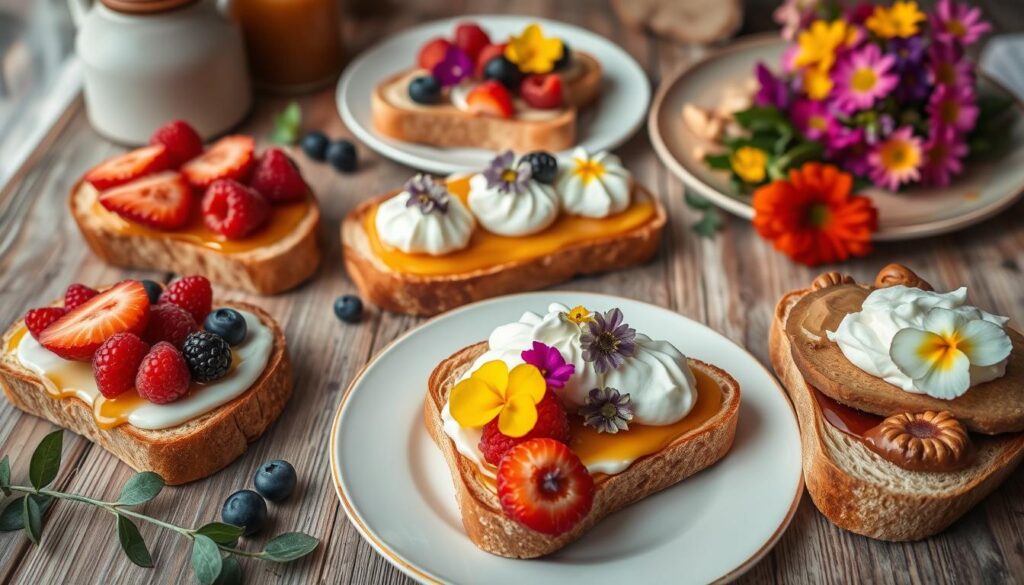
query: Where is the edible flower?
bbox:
[868,126,923,191]
[483,150,532,194]
[830,44,898,113]
[580,308,637,374]
[403,174,450,215]
[794,19,850,72]
[926,84,978,134]
[802,67,834,101]
[921,128,967,187]
[521,341,575,389]
[431,46,472,87]
[865,1,926,39]
[930,0,991,45]
[563,305,594,325]
[450,360,546,437]
[579,387,634,434]
[730,146,768,184]
[890,307,1012,399]
[505,23,564,74]
[752,162,877,266]
[755,63,791,110]
[928,41,973,88]
[569,151,607,185]
[791,99,836,142]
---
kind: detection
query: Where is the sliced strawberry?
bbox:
[181,135,255,189]
[521,74,564,109]
[454,22,490,62]
[418,37,453,70]
[38,280,151,361]
[98,171,193,230]
[496,438,594,536]
[466,81,514,119]
[150,120,204,167]
[84,145,171,190]
[475,42,507,77]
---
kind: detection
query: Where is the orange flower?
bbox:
[752,163,878,266]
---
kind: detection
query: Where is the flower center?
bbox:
[808,115,829,131]
[935,63,955,85]
[805,202,830,228]
[501,168,519,183]
[946,19,966,38]
[851,67,878,92]
[918,331,966,371]
[596,331,620,354]
[600,403,618,419]
[881,140,919,172]
[940,100,960,124]
[572,158,606,185]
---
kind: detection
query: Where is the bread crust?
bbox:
[341,185,667,316]
[70,181,322,295]
[424,342,740,558]
[0,302,292,485]
[770,288,1024,541]
[370,53,602,152]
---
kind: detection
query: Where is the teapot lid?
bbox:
[101,0,199,14]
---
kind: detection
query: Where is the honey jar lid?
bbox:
[100,0,199,14]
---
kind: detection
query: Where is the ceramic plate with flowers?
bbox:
[648,1,1024,257]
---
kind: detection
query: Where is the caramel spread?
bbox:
[797,285,869,343]
[863,411,972,472]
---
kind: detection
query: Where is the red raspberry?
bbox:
[247,148,308,203]
[201,179,270,240]
[149,120,204,167]
[143,302,198,348]
[479,390,571,466]
[24,307,66,340]
[454,22,491,62]
[92,333,150,398]
[159,276,213,324]
[64,284,99,310]
[135,342,191,404]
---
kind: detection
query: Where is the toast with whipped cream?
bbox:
[769,264,1024,541]
[341,149,666,315]
[424,303,740,558]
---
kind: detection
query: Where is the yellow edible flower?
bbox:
[449,360,546,437]
[866,1,925,39]
[803,66,834,101]
[794,19,850,73]
[571,156,606,185]
[505,24,564,74]
[564,305,594,325]
[730,147,769,184]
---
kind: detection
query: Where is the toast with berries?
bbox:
[423,342,740,558]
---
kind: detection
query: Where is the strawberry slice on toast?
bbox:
[84,145,171,190]
[182,135,255,189]
[98,171,193,230]
[38,280,151,361]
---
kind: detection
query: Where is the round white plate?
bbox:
[337,15,651,174]
[331,292,803,584]
[649,35,1024,241]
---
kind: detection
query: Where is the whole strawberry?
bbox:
[93,333,150,398]
[201,179,271,240]
[150,120,203,167]
[143,302,198,348]
[24,307,66,341]
[248,148,308,203]
[64,284,99,311]
[136,342,191,404]
[159,276,212,324]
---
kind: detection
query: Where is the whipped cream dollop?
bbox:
[467,173,559,237]
[827,286,1010,396]
[375,175,474,255]
[555,148,632,218]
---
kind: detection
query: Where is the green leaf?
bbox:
[703,153,732,171]
[692,210,723,238]
[117,515,154,567]
[0,496,51,531]
[260,532,319,562]
[0,455,10,496]
[269,101,302,145]
[213,556,242,585]
[684,190,713,211]
[22,493,41,544]
[195,522,244,546]
[29,430,63,490]
[118,472,164,506]
[192,534,223,585]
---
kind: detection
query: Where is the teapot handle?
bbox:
[66,0,91,27]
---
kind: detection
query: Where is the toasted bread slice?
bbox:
[70,180,322,295]
[770,285,1024,541]
[0,302,292,485]
[341,185,667,316]
[424,342,740,558]
[371,53,602,152]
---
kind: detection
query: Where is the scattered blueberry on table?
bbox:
[222,489,268,536]
[334,295,363,323]
[326,140,358,173]
[300,131,330,161]
[254,459,297,502]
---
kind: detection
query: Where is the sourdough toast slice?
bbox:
[341,185,667,316]
[770,282,1024,541]
[424,342,740,558]
[0,302,292,485]
[70,181,322,295]
[371,53,602,152]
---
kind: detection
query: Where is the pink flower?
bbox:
[931,0,991,45]
[928,41,973,88]
[521,341,575,389]
[921,127,968,187]
[773,0,819,41]
[831,44,898,113]
[869,126,923,190]
[791,99,836,141]
[927,84,978,134]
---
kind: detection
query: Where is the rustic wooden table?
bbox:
[1,1,1022,583]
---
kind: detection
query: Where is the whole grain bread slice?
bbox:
[0,302,292,485]
[424,342,740,558]
[770,286,1024,541]
[70,181,322,295]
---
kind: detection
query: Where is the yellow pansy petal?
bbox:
[449,378,505,428]
[472,360,510,398]
[497,391,539,438]
[506,364,547,404]
[915,350,970,400]
[959,319,1013,367]
[890,327,945,379]
[804,67,833,101]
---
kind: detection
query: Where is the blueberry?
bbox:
[326,140,357,173]
[333,295,363,323]
[204,308,247,346]
[301,131,330,161]
[140,280,163,304]
[554,41,572,70]
[521,151,558,184]
[408,75,441,105]
[253,459,297,502]
[221,490,267,536]
[483,56,524,92]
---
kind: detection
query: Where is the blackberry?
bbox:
[521,151,558,184]
[181,331,232,382]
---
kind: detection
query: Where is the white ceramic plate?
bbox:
[330,292,803,584]
[337,15,651,174]
[649,35,1024,241]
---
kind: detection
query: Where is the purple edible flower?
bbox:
[482,150,532,194]
[927,41,974,88]
[791,99,835,142]
[927,84,978,134]
[754,63,790,110]
[888,37,926,72]
[403,174,450,215]
[580,308,636,374]
[431,46,472,87]
[579,387,634,434]
[521,341,575,389]
[931,0,992,46]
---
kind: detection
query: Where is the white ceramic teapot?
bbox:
[69,0,252,144]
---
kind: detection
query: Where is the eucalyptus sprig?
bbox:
[0,430,319,585]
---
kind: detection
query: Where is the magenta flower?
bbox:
[824,125,864,159]
[755,63,790,110]
[931,0,991,45]
[921,127,968,187]
[831,44,898,113]
[791,99,835,142]
[431,46,472,87]
[928,41,973,88]
[868,126,923,191]
[521,341,575,389]
[927,84,979,134]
